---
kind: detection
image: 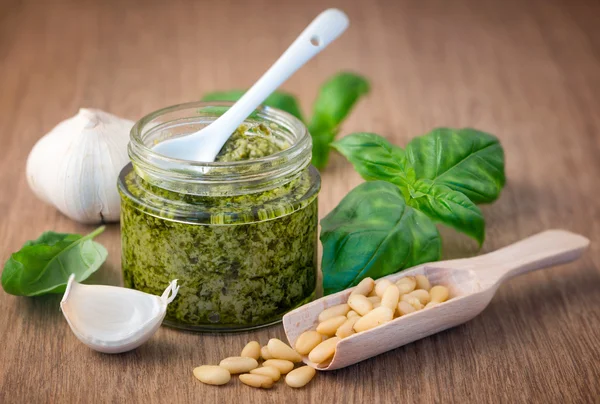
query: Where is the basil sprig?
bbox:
[1,226,107,296]
[322,128,505,294]
[202,71,369,170]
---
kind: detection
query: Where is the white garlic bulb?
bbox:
[60,275,179,354]
[26,108,134,224]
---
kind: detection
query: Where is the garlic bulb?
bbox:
[26,108,134,224]
[60,275,179,354]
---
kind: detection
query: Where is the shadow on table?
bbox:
[86,260,123,287]
[441,177,570,260]
[14,259,122,324]
[89,337,181,367]
[18,293,63,323]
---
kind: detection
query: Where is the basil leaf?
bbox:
[310,130,336,170]
[202,90,305,122]
[404,128,505,204]
[1,226,107,296]
[331,132,410,185]
[308,72,370,169]
[331,132,494,243]
[309,72,370,129]
[406,179,485,245]
[320,181,441,295]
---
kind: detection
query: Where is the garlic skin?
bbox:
[60,275,179,354]
[26,108,134,224]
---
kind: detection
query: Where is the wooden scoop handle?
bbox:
[436,230,590,287]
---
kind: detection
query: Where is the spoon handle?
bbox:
[437,230,589,287]
[206,9,349,153]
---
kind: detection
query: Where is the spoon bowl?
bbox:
[283,230,590,370]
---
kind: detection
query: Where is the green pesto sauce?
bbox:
[215,123,290,162]
[118,123,319,331]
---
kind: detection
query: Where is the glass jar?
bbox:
[117,102,320,332]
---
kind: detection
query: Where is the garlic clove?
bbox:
[60,274,179,354]
[26,108,134,224]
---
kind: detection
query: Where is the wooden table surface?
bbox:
[1,0,599,402]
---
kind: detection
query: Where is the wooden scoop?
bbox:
[283,230,590,370]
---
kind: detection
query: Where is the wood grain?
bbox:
[1,0,599,402]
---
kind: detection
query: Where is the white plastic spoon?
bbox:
[283,230,590,370]
[152,9,349,162]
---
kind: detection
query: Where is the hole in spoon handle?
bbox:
[301,8,349,49]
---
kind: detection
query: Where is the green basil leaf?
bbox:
[310,129,337,170]
[201,90,305,122]
[308,72,370,170]
[331,132,410,184]
[404,128,505,204]
[309,72,370,129]
[1,226,107,296]
[406,179,485,245]
[320,181,441,295]
[332,131,494,244]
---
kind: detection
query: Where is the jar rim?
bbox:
[128,101,312,196]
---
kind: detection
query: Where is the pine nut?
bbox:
[192,365,231,385]
[381,284,400,311]
[353,307,394,333]
[375,279,393,297]
[262,359,295,374]
[285,366,316,388]
[304,274,451,369]
[408,289,431,305]
[335,316,359,339]
[308,337,340,364]
[239,373,273,388]
[350,277,375,296]
[218,357,258,374]
[396,282,415,295]
[397,301,416,316]
[240,341,261,360]
[295,330,323,355]
[430,285,450,303]
[367,295,381,303]
[401,294,424,310]
[415,274,431,291]
[348,294,373,316]
[396,276,416,294]
[267,338,302,363]
[317,303,350,323]
[250,366,281,382]
[261,346,273,360]
[316,316,347,337]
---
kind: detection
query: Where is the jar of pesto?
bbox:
[118,102,320,332]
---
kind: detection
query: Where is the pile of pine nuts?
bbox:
[298,274,450,366]
[193,338,316,389]
[193,275,451,388]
